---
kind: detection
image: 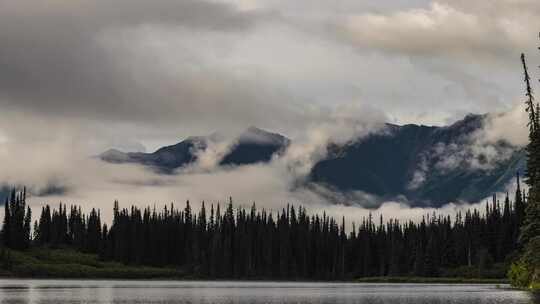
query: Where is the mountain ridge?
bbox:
[98,114,525,207]
[310,114,524,206]
[99,127,290,172]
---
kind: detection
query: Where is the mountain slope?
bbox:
[220,127,290,166]
[309,114,525,206]
[99,115,525,207]
[100,137,205,173]
[100,127,290,172]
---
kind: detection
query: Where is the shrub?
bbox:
[508,261,531,288]
[522,237,540,283]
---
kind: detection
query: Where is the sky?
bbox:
[0,0,539,223]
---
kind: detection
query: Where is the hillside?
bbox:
[310,114,525,206]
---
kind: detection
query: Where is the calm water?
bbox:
[0,280,538,304]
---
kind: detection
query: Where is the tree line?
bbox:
[0,180,526,280]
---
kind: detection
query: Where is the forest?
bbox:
[0,177,527,280]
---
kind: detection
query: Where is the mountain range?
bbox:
[309,114,525,206]
[100,127,290,173]
[99,114,526,207]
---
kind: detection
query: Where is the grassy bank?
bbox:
[0,248,511,283]
[355,263,509,284]
[0,248,188,279]
[355,276,508,284]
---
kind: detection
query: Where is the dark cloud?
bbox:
[0,0,535,136]
[0,0,304,133]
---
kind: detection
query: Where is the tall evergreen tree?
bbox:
[2,198,10,248]
[520,53,540,246]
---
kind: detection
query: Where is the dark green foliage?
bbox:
[509,261,532,288]
[522,237,540,283]
[1,188,31,250]
[0,248,186,279]
[0,248,13,270]
[1,186,523,280]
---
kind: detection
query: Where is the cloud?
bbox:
[0,100,514,230]
[16,150,483,227]
[340,1,539,64]
[0,0,534,142]
[438,109,526,172]
[225,0,536,128]
[480,102,529,147]
[407,157,428,190]
[277,104,387,180]
[430,141,514,172]
[405,104,527,190]
[189,139,233,173]
[0,0,308,136]
[0,103,392,222]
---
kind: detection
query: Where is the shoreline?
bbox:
[0,274,509,284]
[0,248,511,285]
[355,277,509,284]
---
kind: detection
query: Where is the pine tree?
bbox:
[0,189,32,250]
[520,53,540,246]
[23,206,32,249]
[2,198,10,248]
[515,173,525,229]
[509,48,540,287]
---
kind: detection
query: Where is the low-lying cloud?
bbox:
[0,103,512,227]
[0,104,392,225]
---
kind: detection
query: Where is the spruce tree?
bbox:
[23,206,32,249]
[520,53,540,246]
[2,198,10,248]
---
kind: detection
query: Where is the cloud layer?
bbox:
[0,0,536,221]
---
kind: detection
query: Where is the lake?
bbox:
[0,280,538,304]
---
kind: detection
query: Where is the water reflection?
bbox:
[0,280,537,304]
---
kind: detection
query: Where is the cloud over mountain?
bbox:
[0,0,535,223]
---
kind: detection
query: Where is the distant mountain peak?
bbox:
[219,127,290,166]
[238,126,289,145]
[99,149,131,163]
[245,126,264,133]
[101,148,123,155]
[447,113,486,129]
[101,127,290,170]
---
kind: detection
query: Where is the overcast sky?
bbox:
[1,0,539,151]
[0,0,538,220]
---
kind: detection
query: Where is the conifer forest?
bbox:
[0,178,528,280]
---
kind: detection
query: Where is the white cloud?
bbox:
[341,1,539,64]
[407,157,428,190]
[481,102,529,147]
